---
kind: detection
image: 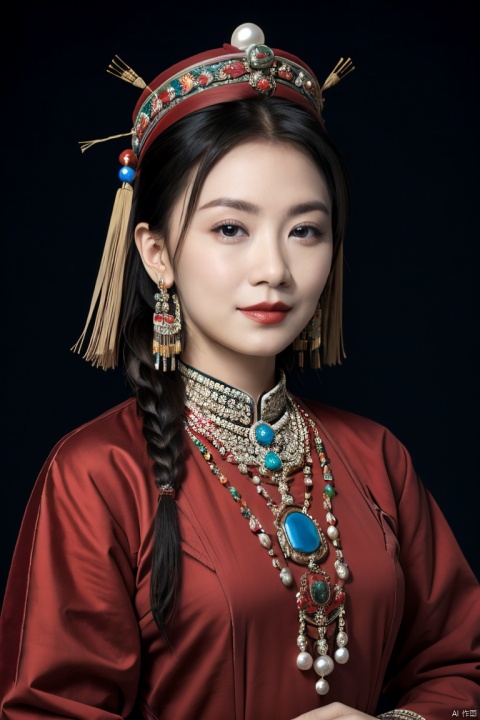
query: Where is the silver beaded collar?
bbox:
[178,361,288,428]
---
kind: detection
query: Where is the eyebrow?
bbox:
[198,197,330,216]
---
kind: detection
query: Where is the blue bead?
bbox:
[283,510,320,553]
[118,166,136,183]
[255,423,275,446]
[264,451,282,470]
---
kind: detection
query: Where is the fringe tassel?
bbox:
[321,244,345,366]
[71,182,133,370]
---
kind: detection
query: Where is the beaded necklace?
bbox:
[180,363,350,695]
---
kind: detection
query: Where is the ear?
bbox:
[134,222,175,287]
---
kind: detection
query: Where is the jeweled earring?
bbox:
[153,279,182,371]
[293,304,322,369]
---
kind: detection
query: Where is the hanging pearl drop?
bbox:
[334,646,350,664]
[313,654,334,676]
[279,567,294,586]
[230,23,265,50]
[315,678,330,695]
[336,631,348,647]
[327,525,339,540]
[258,533,271,549]
[335,562,350,580]
[296,651,313,671]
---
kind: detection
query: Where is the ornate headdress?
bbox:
[72,23,354,370]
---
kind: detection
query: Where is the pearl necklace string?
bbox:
[183,402,351,695]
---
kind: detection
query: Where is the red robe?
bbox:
[1,397,479,719]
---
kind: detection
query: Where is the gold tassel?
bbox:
[308,306,322,369]
[321,58,355,91]
[78,131,134,154]
[321,244,346,366]
[107,55,151,91]
[71,182,133,370]
[293,330,308,368]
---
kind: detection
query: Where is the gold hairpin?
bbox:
[106,55,152,91]
[321,58,355,91]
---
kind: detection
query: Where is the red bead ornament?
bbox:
[257,78,271,91]
[278,69,293,81]
[119,149,138,169]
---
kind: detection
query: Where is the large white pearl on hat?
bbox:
[231,23,265,50]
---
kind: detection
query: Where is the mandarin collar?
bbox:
[178,361,288,427]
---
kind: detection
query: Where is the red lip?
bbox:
[238,302,291,325]
[239,302,291,311]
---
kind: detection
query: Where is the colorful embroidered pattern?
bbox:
[133,48,321,155]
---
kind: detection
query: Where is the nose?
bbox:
[247,231,292,288]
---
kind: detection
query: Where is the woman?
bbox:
[1,23,478,720]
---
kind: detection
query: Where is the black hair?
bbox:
[120,96,350,639]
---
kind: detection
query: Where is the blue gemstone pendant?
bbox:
[255,422,275,446]
[276,505,328,565]
[264,451,282,470]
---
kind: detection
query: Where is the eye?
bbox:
[212,222,248,240]
[290,224,324,243]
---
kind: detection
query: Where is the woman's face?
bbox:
[139,140,333,382]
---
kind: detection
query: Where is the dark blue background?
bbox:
[1,0,478,600]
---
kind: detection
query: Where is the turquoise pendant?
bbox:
[255,422,275,446]
[276,506,328,565]
[264,451,282,470]
[284,509,320,553]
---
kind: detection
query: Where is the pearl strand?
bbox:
[295,408,350,695]
[183,421,295,587]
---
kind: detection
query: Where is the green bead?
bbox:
[311,580,329,604]
[229,487,240,500]
[324,484,335,498]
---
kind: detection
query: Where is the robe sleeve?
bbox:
[378,430,480,717]
[0,431,142,719]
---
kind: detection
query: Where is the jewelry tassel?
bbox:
[308,306,322,369]
[293,330,308,368]
[293,304,322,369]
[153,280,182,371]
[71,149,137,370]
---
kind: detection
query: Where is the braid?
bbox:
[124,311,185,638]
